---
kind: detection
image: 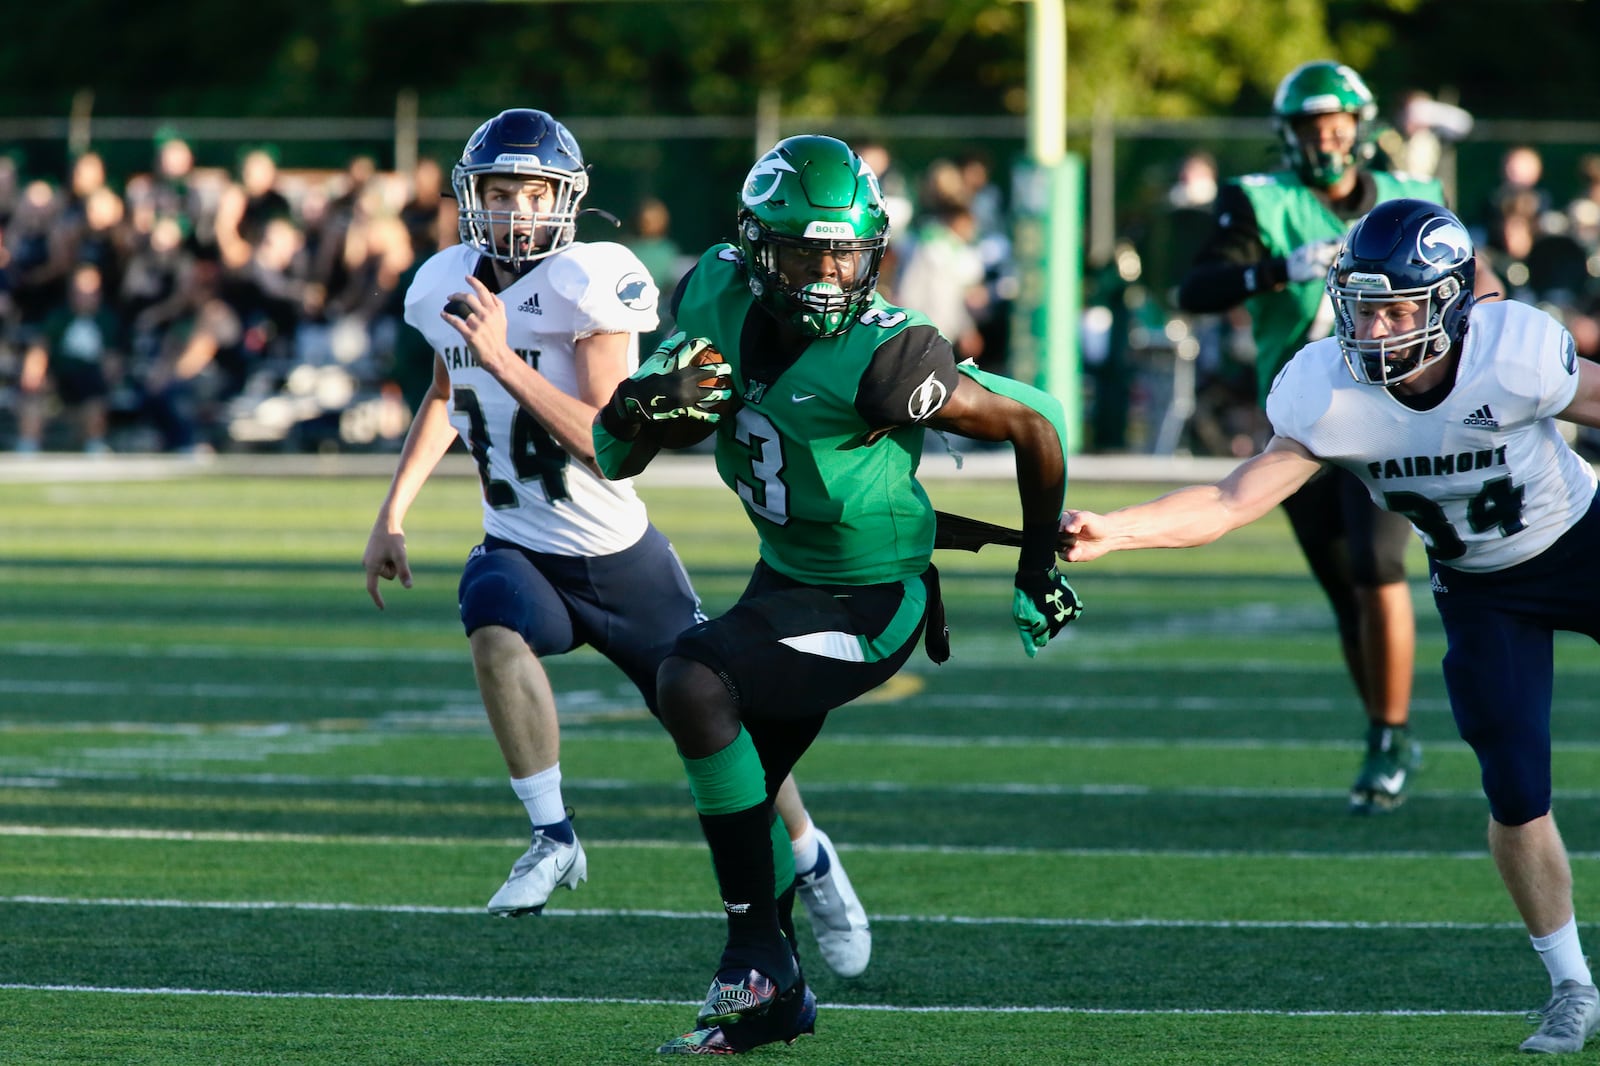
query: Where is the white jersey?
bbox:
[1267,300,1595,573]
[404,241,660,556]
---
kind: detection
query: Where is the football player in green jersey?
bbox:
[1178,60,1496,814]
[593,134,1081,1054]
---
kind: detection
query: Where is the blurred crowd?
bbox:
[0,130,1031,458]
[6,125,1600,459]
[865,142,1016,372]
[1086,147,1258,457]
[1472,144,1600,365]
[1469,144,1600,458]
[1093,131,1600,458]
[0,135,441,454]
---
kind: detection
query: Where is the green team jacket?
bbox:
[1238,169,1443,403]
[595,244,1067,586]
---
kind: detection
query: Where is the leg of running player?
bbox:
[1356,581,1415,730]
[460,543,586,916]
[1346,481,1421,811]
[775,776,872,978]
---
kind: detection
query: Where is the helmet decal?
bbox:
[1298,93,1349,114]
[742,155,799,207]
[859,159,884,201]
[1417,217,1472,269]
[1345,271,1392,292]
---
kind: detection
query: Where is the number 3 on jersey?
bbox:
[733,407,788,524]
[452,385,571,507]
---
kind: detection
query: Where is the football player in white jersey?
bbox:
[360,109,872,978]
[1060,199,1600,1054]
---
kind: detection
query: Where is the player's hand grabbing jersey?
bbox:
[1267,300,1596,572]
[404,241,659,556]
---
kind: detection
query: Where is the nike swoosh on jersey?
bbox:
[792,393,817,402]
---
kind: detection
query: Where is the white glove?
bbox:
[1285,238,1342,284]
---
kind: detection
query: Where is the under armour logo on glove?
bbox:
[1011,567,1083,658]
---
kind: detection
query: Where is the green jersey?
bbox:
[672,244,964,585]
[1233,169,1443,402]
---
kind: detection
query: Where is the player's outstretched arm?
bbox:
[928,370,1080,657]
[1059,437,1322,563]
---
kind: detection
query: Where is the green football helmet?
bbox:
[736,135,889,337]
[1271,60,1378,188]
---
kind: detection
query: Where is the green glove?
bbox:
[1011,567,1083,657]
[610,332,733,425]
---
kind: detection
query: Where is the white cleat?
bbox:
[795,827,871,978]
[486,831,587,917]
[1522,980,1600,1053]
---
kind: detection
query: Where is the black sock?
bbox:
[699,805,795,985]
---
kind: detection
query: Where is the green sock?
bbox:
[770,815,796,898]
[678,729,795,898]
[680,727,766,815]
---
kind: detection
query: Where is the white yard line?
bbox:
[0,981,1528,1017]
[0,767,1545,802]
[0,894,1530,931]
[0,823,1521,860]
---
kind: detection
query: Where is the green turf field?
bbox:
[2,459,1598,1065]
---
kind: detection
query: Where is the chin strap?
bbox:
[578,207,622,229]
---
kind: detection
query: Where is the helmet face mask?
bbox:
[453,109,589,269]
[1330,199,1476,387]
[1272,61,1377,188]
[737,135,889,337]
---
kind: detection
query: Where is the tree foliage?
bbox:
[2,0,1598,124]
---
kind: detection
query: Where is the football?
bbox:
[655,339,738,450]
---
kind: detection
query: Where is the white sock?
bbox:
[509,765,567,828]
[790,818,820,874]
[1531,916,1594,988]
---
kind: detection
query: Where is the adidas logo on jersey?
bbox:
[1462,404,1499,428]
[1429,572,1449,594]
[517,294,542,315]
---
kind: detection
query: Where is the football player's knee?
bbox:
[1474,740,1552,827]
[656,655,740,748]
[459,566,528,639]
[1488,787,1552,828]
